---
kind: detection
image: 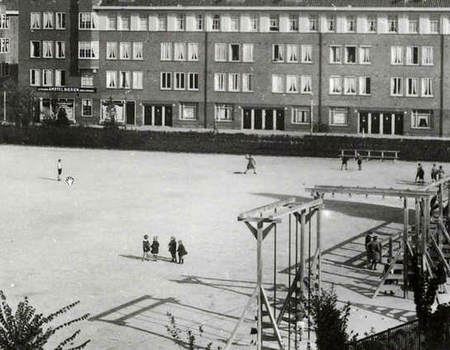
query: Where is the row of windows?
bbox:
[160,72,199,91]
[30,41,65,58]
[213,73,253,92]
[106,71,143,89]
[271,74,312,94]
[107,42,143,60]
[161,42,199,61]
[30,69,66,87]
[329,76,371,96]
[272,44,312,63]
[0,15,9,29]
[63,12,444,35]
[30,12,66,30]
[0,38,9,53]
[391,77,434,97]
[391,46,434,66]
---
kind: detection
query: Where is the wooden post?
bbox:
[415,198,421,256]
[403,198,409,299]
[300,211,306,295]
[448,181,450,220]
[256,221,263,350]
[439,183,444,221]
[317,206,322,291]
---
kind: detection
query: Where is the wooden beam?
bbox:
[430,233,450,276]
[421,175,450,191]
[317,207,322,292]
[373,248,403,298]
[260,287,284,350]
[239,217,282,223]
[300,212,306,304]
[238,197,297,220]
[403,198,409,299]
[306,185,437,198]
[256,221,263,350]
[244,221,257,238]
[268,199,323,221]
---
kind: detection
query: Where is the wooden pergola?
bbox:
[224,197,323,350]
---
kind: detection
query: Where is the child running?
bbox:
[142,235,150,261]
[244,154,257,175]
[151,236,159,261]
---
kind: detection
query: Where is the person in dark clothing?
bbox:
[168,236,177,263]
[341,156,348,171]
[151,236,159,261]
[415,163,425,184]
[431,164,438,182]
[142,234,150,261]
[356,154,362,171]
[177,240,187,264]
[365,232,373,269]
[436,261,447,294]
[368,236,382,270]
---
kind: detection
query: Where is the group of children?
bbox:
[340,154,363,171]
[142,235,187,264]
[415,163,445,184]
[365,232,382,270]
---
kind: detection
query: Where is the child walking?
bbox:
[168,237,177,263]
[57,159,62,181]
[151,236,159,261]
[142,235,150,261]
[244,154,257,175]
[177,240,187,264]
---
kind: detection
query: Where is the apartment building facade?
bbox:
[0,0,18,85]
[16,0,450,136]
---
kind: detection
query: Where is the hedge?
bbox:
[1,125,450,162]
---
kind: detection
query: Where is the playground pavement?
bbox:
[0,144,448,350]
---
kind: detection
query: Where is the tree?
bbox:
[0,290,91,350]
[1,81,35,128]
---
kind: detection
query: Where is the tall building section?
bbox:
[14,0,450,136]
[0,0,18,84]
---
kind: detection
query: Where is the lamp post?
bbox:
[310,93,314,135]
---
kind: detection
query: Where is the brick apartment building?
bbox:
[13,0,450,136]
[0,0,18,83]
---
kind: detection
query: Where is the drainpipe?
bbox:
[203,24,208,129]
[440,33,444,137]
[318,31,322,125]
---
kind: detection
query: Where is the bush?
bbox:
[313,122,330,133]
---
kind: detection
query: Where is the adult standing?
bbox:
[415,163,425,184]
[151,236,159,261]
[341,156,348,171]
[168,236,177,263]
[431,164,438,182]
[368,236,382,270]
[438,165,445,180]
[356,154,362,171]
[436,261,447,294]
[57,159,62,181]
[177,240,187,264]
[365,232,373,269]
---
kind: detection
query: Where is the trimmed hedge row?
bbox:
[1,125,450,161]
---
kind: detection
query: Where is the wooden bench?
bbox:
[340,149,400,161]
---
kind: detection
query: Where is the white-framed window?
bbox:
[250,14,259,32]
[230,15,240,32]
[329,108,348,126]
[430,18,439,34]
[214,73,226,91]
[212,14,221,31]
[0,38,9,53]
[346,16,356,32]
[411,110,431,129]
[188,43,199,61]
[359,46,371,64]
[329,76,342,94]
[422,47,434,66]
[272,74,283,93]
[195,14,204,31]
[215,43,226,61]
[243,44,253,62]
[326,16,335,32]
[42,69,53,86]
[242,73,253,92]
[106,71,118,88]
[174,72,186,90]
[133,42,143,60]
[0,15,9,29]
[158,14,167,31]
[108,15,116,30]
[180,103,197,120]
[330,46,341,63]
[422,78,433,97]
[139,15,148,31]
[228,73,240,92]
[175,14,185,31]
[388,16,398,33]
[107,42,117,59]
[188,72,199,91]
[391,46,403,65]
[270,15,279,31]
[43,12,54,29]
[289,14,298,32]
[30,69,41,86]
[215,104,233,121]
[161,42,172,61]
[229,44,240,61]
[79,12,97,29]
[81,72,94,87]
[301,75,312,94]
[359,77,371,95]
[391,77,403,96]
[301,45,312,63]
[408,17,419,33]
[56,13,66,29]
[308,14,318,32]
[78,41,99,59]
[31,12,41,29]
[406,46,419,65]
[161,72,172,90]
[118,14,130,30]
[273,44,284,62]
[43,41,53,58]
[30,41,40,58]
[286,44,299,63]
[367,16,377,33]
[56,41,65,58]
[286,75,298,93]
[406,77,419,96]
[133,71,143,89]
[55,70,65,87]
[120,42,131,60]
[345,46,356,64]
[344,76,357,95]
[292,107,310,124]
[82,99,92,117]
[174,43,186,61]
